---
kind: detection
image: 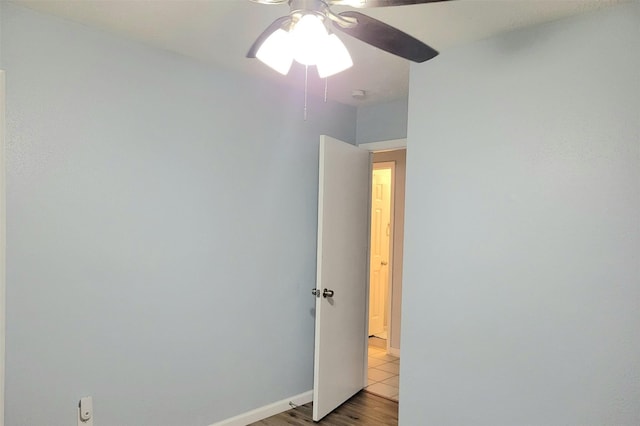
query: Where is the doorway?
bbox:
[364,147,406,402]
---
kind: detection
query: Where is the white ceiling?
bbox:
[14,0,625,106]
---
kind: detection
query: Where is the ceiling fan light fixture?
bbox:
[291,13,328,66]
[253,9,353,78]
[250,0,441,81]
[256,28,294,75]
[317,33,353,78]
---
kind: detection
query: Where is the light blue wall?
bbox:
[2,4,355,426]
[401,3,640,425]
[356,98,407,145]
[0,2,3,65]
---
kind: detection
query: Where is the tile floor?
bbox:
[366,340,399,401]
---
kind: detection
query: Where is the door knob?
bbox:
[312,288,320,297]
[323,289,334,298]
[381,261,388,266]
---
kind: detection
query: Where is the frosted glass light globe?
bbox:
[256,29,294,75]
[317,34,353,78]
[291,14,328,66]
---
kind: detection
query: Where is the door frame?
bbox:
[359,139,407,153]
[360,138,406,360]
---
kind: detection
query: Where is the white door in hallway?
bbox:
[313,135,370,422]
[368,166,392,338]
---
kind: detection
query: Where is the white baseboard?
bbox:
[388,347,400,357]
[209,390,313,426]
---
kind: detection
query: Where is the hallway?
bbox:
[366,337,399,401]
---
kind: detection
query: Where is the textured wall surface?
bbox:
[356,99,408,145]
[2,4,355,425]
[402,3,639,425]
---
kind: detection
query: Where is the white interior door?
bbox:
[368,167,392,338]
[313,135,370,422]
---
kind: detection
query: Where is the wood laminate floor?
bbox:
[249,391,398,425]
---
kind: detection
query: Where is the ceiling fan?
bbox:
[247,0,449,78]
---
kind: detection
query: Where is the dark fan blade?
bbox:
[329,0,451,7]
[247,16,291,58]
[335,11,437,62]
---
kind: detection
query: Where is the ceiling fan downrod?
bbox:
[289,0,357,28]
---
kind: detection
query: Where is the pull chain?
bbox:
[304,65,309,121]
[324,77,328,103]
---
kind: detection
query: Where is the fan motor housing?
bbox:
[290,0,329,14]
